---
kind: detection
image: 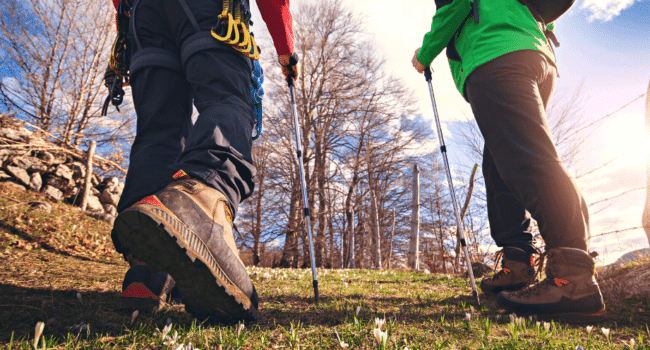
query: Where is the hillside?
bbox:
[0,181,649,349]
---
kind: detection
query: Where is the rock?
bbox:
[104,177,120,191]
[29,172,42,192]
[28,201,52,213]
[103,203,117,216]
[91,187,100,196]
[0,149,12,163]
[55,164,73,181]
[2,181,26,192]
[0,127,32,142]
[0,170,11,180]
[12,157,46,172]
[70,162,86,179]
[43,185,63,202]
[5,165,31,186]
[27,136,48,146]
[100,189,121,206]
[85,195,103,212]
[45,175,75,192]
[471,262,492,278]
[85,211,115,226]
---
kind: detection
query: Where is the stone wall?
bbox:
[0,122,124,225]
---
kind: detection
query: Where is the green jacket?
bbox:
[417,0,556,97]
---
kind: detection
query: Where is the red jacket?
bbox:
[112,0,294,55]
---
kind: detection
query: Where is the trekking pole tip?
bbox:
[313,280,319,304]
[473,290,480,305]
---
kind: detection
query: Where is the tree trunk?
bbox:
[388,208,395,269]
[349,208,355,268]
[641,78,650,243]
[408,164,420,270]
[371,189,381,269]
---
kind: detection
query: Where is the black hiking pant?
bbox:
[111,0,255,256]
[465,50,590,253]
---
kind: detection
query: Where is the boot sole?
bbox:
[497,294,607,324]
[114,206,258,322]
[535,309,607,324]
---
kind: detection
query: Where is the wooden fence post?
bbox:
[80,141,96,212]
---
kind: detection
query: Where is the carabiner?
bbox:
[235,22,250,48]
[211,13,234,42]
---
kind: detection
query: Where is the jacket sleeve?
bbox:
[255,0,295,55]
[417,0,472,66]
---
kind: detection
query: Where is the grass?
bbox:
[0,182,649,349]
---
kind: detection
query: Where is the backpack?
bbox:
[520,0,576,24]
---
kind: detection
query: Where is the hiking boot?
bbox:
[113,173,258,321]
[480,247,536,294]
[497,247,606,323]
[121,265,179,310]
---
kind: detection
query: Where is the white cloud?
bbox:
[581,0,638,21]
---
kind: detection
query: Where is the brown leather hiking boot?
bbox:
[480,247,536,294]
[497,247,606,323]
[113,173,258,321]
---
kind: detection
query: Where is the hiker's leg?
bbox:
[466,50,589,251]
[482,145,535,253]
[112,0,192,255]
[165,0,256,217]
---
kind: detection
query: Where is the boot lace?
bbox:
[511,250,559,298]
[489,249,509,281]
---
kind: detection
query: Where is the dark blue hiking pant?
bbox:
[112,0,255,256]
[465,50,590,253]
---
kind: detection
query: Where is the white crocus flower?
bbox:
[465,313,472,322]
[76,292,83,304]
[130,310,139,325]
[543,322,551,332]
[334,329,349,348]
[373,328,388,347]
[236,322,245,338]
[375,317,386,329]
[164,331,180,346]
[34,322,45,349]
[159,320,172,340]
[586,325,593,336]
[356,306,361,317]
[601,327,611,341]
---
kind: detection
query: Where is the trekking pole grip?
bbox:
[287,75,294,87]
[424,66,433,82]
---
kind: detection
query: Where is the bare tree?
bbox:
[0,0,134,161]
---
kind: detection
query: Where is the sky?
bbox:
[250,0,650,265]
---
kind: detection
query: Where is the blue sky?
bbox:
[251,0,649,265]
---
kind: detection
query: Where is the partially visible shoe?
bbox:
[497,247,607,323]
[121,265,178,310]
[113,172,258,321]
[480,247,536,294]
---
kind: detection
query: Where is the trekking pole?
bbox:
[424,67,480,305]
[287,74,319,304]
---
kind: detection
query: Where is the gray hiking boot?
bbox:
[497,247,606,323]
[480,247,536,294]
[113,171,258,321]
